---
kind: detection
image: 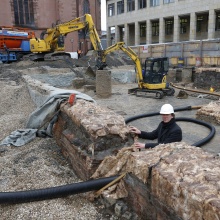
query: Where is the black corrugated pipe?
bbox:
[175,117,215,147]
[125,106,216,147]
[0,175,118,204]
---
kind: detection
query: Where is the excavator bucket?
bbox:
[85,66,96,78]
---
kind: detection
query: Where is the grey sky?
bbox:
[101,0,106,30]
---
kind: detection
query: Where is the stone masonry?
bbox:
[53,98,220,219]
[92,144,220,220]
[53,99,133,180]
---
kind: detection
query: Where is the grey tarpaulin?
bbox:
[0,90,95,147]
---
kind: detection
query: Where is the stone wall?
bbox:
[196,101,220,125]
[193,68,220,90]
[53,99,220,219]
[53,99,133,180]
[92,144,220,220]
[167,67,220,91]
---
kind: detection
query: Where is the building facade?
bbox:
[0,0,101,53]
[106,0,220,47]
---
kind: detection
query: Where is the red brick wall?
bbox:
[0,0,13,26]
[0,0,101,53]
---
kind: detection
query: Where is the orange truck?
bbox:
[0,26,35,62]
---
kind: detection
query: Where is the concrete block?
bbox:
[96,70,112,98]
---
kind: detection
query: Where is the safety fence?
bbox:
[129,39,220,67]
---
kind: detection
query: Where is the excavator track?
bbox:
[44,52,71,61]
[162,87,175,96]
[128,87,175,99]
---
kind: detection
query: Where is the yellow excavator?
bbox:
[28,14,173,98]
[101,42,175,99]
[28,14,103,61]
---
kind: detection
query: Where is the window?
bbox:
[117,1,124,14]
[138,0,147,9]
[83,0,90,14]
[215,12,220,31]
[108,3,115,16]
[150,0,160,7]
[127,0,135,12]
[196,16,203,32]
[13,0,34,27]
[180,18,187,34]
[152,21,159,36]
[140,23,146,37]
[165,20,173,35]
[163,0,174,4]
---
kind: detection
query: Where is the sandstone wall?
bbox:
[196,101,220,125]
[53,99,133,180]
[93,144,220,220]
[53,99,220,219]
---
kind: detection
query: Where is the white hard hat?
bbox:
[160,104,174,114]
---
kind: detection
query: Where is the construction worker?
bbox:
[77,48,82,59]
[129,104,182,149]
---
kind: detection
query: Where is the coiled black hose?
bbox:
[0,176,117,204]
[175,117,215,147]
[125,105,216,147]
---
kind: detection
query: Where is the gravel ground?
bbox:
[0,59,220,219]
[0,62,119,220]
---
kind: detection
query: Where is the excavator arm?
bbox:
[30,14,103,54]
[99,42,144,87]
[100,42,174,99]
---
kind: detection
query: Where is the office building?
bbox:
[106,0,220,46]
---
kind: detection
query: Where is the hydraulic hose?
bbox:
[0,175,118,204]
[125,105,216,147]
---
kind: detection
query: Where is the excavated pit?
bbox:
[1,57,220,219]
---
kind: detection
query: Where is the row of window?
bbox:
[13,0,91,26]
[13,0,34,26]
[139,14,220,37]
[108,0,174,16]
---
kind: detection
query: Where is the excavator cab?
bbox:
[129,57,175,99]
[143,57,169,84]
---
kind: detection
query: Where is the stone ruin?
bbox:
[92,144,220,219]
[53,99,220,219]
[53,99,133,180]
[167,67,220,92]
[193,68,220,91]
[196,100,220,125]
